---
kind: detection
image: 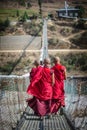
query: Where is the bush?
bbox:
[0,65,12,73]
[48,25,56,31]
[55,53,87,72]
[0,18,10,31]
[48,38,59,45]
[16,10,20,17]
[19,11,29,22]
[19,0,25,6]
[74,19,85,29]
[4,18,10,27]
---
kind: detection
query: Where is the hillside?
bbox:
[0,0,87,76]
[0,0,87,17]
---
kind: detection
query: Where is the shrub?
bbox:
[16,10,20,17]
[0,18,10,31]
[48,25,56,31]
[48,38,59,46]
[74,19,85,29]
[4,18,10,27]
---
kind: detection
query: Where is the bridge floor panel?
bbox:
[16,106,72,130]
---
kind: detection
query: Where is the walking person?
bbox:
[27,58,54,118]
[51,56,67,114]
[29,60,40,82]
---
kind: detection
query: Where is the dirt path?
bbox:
[0,49,87,52]
[66,30,85,40]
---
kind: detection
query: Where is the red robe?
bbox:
[27,66,53,116]
[30,67,40,82]
[51,64,66,113]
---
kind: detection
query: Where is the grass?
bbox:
[0,8,38,21]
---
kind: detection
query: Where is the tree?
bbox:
[21,11,29,22]
[38,0,42,16]
[16,10,20,17]
[4,17,10,27]
[75,5,85,18]
[16,0,25,6]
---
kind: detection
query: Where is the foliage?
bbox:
[4,17,10,27]
[18,0,25,6]
[27,2,32,8]
[48,25,56,31]
[75,5,85,18]
[0,18,10,31]
[48,38,58,46]
[16,10,20,17]
[38,0,42,16]
[20,11,29,22]
[55,53,87,72]
[29,21,42,36]
[0,9,38,21]
[0,61,14,73]
[60,28,72,36]
[48,13,53,19]
[74,19,86,29]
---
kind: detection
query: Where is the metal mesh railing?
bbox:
[64,77,87,130]
[0,74,29,130]
[0,75,87,130]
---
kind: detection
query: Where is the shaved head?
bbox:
[53,57,60,63]
[33,60,39,66]
[44,58,50,65]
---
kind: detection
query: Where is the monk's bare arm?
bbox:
[64,69,67,80]
[52,73,55,86]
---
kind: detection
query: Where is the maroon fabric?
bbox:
[27,66,53,100]
[51,64,66,111]
[27,97,51,116]
[30,66,41,82]
[27,66,53,116]
[30,67,37,81]
[51,99,61,113]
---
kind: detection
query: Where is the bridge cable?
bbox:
[8,24,43,75]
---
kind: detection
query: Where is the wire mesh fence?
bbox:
[65,77,87,130]
[0,74,29,130]
[0,75,87,130]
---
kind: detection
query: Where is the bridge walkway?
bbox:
[16,106,72,130]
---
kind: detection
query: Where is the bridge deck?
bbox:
[16,106,72,130]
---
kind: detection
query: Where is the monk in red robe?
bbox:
[51,57,67,114]
[26,59,41,103]
[29,60,40,82]
[27,58,54,117]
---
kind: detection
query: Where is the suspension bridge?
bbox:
[0,19,87,130]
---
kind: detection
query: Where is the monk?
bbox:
[29,60,40,82]
[51,57,67,114]
[26,59,41,102]
[27,58,54,117]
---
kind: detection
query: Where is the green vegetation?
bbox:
[74,19,86,29]
[38,0,42,16]
[60,53,87,72]
[50,53,87,73]
[23,20,43,36]
[0,61,14,73]
[48,37,59,46]
[75,5,85,18]
[48,25,56,31]
[0,18,10,32]
[20,11,29,22]
[0,8,38,21]
[16,10,20,17]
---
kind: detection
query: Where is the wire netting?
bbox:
[65,77,87,130]
[0,75,87,130]
[0,74,29,130]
